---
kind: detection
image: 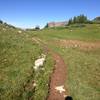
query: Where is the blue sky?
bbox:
[0,0,100,28]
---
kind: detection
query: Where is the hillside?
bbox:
[0,23,54,100]
[28,24,100,100]
[0,23,100,100]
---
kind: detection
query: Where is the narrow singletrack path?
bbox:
[32,37,68,100]
[47,51,68,100]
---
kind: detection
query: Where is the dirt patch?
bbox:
[51,39,100,50]
[47,51,68,100]
[32,37,68,100]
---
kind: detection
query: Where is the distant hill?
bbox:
[0,20,18,29]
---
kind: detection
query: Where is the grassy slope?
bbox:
[31,24,100,41]
[1,23,100,100]
[0,24,54,100]
[52,47,100,100]
[30,24,100,100]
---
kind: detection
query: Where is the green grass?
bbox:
[29,24,100,100]
[51,46,100,100]
[33,55,54,100]
[1,23,100,100]
[0,24,54,100]
[41,42,100,100]
[29,24,100,41]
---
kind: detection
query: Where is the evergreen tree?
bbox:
[68,18,73,25]
[0,20,3,24]
[44,23,48,28]
[68,14,89,25]
[35,26,40,30]
[78,14,87,23]
[73,16,77,23]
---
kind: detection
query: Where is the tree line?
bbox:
[68,14,93,25]
[0,20,16,29]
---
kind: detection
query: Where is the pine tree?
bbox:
[45,23,48,28]
[35,26,40,30]
[73,16,77,23]
[0,20,3,24]
[68,14,88,25]
[68,18,73,25]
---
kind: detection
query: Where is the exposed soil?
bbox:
[32,37,68,100]
[32,37,100,100]
[50,39,100,50]
[47,51,68,100]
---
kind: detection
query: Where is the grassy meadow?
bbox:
[30,24,100,41]
[30,24,100,100]
[0,23,100,100]
[0,23,54,100]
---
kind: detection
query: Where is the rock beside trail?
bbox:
[34,54,46,70]
[55,85,66,93]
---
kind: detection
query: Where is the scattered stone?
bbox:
[33,54,46,70]
[4,59,7,62]
[41,68,45,71]
[46,84,48,86]
[33,83,37,87]
[55,85,65,93]
[18,30,22,33]
[74,44,78,48]
[3,28,6,31]
[41,53,46,58]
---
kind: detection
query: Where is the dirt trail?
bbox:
[47,51,68,100]
[32,37,68,100]
[32,37,100,99]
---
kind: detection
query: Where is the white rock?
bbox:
[74,44,78,48]
[35,58,45,67]
[33,83,37,87]
[55,85,65,93]
[34,54,46,70]
[18,30,22,33]
[3,28,6,31]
